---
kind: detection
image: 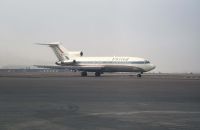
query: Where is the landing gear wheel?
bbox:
[137,74,142,78]
[95,72,101,77]
[81,72,87,77]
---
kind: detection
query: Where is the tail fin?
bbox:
[37,42,83,62]
[37,42,69,61]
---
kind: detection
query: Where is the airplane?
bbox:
[36,42,156,77]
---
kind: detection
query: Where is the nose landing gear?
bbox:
[137,74,142,78]
[137,72,143,78]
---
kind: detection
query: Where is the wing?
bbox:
[74,65,104,72]
[34,65,105,72]
[34,65,71,70]
[34,65,143,72]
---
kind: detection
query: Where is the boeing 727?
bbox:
[36,42,156,77]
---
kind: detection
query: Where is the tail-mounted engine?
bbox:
[68,51,83,57]
[56,60,76,65]
[55,61,62,65]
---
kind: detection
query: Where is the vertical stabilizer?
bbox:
[37,42,83,62]
[37,42,69,61]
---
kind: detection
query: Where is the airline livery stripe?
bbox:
[76,61,147,64]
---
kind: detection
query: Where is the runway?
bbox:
[0,76,200,130]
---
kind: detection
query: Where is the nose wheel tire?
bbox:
[95,72,101,77]
[137,74,142,78]
[81,72,87,77]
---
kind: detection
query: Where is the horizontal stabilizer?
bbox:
[35,42,61,46]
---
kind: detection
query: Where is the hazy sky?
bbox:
[0,0,199,73]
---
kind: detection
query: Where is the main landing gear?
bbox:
[137,74,142,78]
[95,72,101,77]
[81,71,87,77]
[81,72,102,77]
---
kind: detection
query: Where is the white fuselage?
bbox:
[61,56,156,73]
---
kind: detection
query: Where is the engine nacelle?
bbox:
[55,61,62,65]
[68,51,83,57]
[56,60,76,65]
[62,59,76,65]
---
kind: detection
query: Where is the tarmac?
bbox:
[0,72,200,130]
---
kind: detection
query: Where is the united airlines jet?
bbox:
[36,42,156,77]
